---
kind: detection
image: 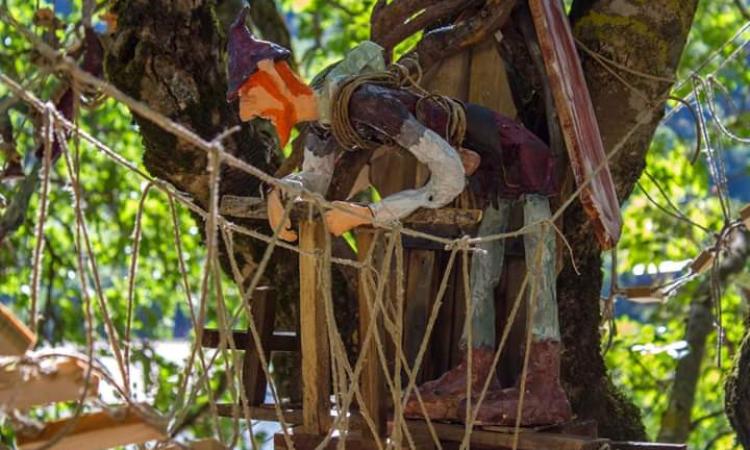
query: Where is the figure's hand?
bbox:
[324,201,374,236]
[459,148,481,176]
[267,188,298,242]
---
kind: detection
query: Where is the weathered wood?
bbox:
[402,420,609,450]
[242,287,277,406]
[611,443,687,450]
[298,220,331,435]
[201,329,297,352]
[0,358,99,410]
[215,403,304,424]
[690,248,715,275]
[355,230,388,440]
[740,203,750,229]
[0,304,35,356]
[163,438,226,450]
[16,407,165,450]
[273,430,379,450]
[529,0,622,249]
[469,38,518,119]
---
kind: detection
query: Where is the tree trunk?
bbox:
[559,0,698,439]
[658,230,750,442]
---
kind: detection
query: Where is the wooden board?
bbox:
[529,0,622,249]
[274,430,380,450]
[0,358,99,410]
[298,220,331,435]
[402,420,608,450]
[16,407,165,450]
[355,230,387,440]
[201,329,297,352]
[0,304,36,356]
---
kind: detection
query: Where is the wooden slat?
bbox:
[740,203,750,229]
[0,358,99,410]
[273,430,379,450]
[243,287,277,406]
[215,403,304,424]
[690,248,715,274]
[0,304,36,356]
[355,230,387,440]
[16,407,165,450]
[403,420,609,450]
[529,0,622,249]
[611,442,687,450]
[298,220,331,435]
[201,329,297,352]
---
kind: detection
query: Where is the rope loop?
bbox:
[330,58,466,152]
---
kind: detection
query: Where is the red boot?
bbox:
[461,340,572,426]
[403,347,501,421]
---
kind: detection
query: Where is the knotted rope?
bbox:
[330,58,467,151]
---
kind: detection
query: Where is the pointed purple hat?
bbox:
[226,6,291,102]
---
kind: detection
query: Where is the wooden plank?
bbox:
[298,220,331,435]
[0,358,99,410]
[355,230,387,440]
[529,0,622,249]
[403,250,435,378]
[469,38,518,117]
[0,304,36,356]
[403,420,608,450]
[243,287,277,406]
[163,438,226,450]
[690,248,715,274]
[273,430,379,450]
[201,329,297,352]
[611,443,687,450]
[16,407,165,450]
[215,403,304,423]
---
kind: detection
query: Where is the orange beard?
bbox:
[238,61,314,147]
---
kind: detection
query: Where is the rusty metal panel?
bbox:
[529,0,622,249]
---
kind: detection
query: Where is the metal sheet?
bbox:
[529,0,622,249]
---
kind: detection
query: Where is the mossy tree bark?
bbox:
[103,0,698,439]
[561,0,698,439]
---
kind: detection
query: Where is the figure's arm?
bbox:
[268,131,336,241]
[325,85,465,233]
[369,117,465,226]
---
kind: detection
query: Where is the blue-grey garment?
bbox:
[463,194,560,348]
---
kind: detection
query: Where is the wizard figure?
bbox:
[226,3,620,426]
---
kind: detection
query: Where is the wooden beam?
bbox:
[355,230,388,440]
[243,287,278,406]
[273,430,379,450]
[611,443,687,450]
[216,403,304,423]
[402,420,609,450]
[201,329,297,352]
[0,304,36,356]
[298,220,331,435]
[529,0,622,249]
[16,407,165,450]
[219,195,482,237]
[0,358,99,410]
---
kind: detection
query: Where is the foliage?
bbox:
[0,0,748,448]
[608,1,750,448]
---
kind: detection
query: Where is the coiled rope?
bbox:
[330,58,467,151]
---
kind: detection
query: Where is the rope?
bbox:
[330,59,467,151]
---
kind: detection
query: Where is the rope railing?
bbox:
[0,7,748,449]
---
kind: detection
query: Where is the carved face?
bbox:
[238,59,314,147]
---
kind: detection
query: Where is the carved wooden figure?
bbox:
[225,1,620,428]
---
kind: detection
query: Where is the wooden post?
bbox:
[355,230,387,440]
[243,286,277,406]
[298,219,331,435]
